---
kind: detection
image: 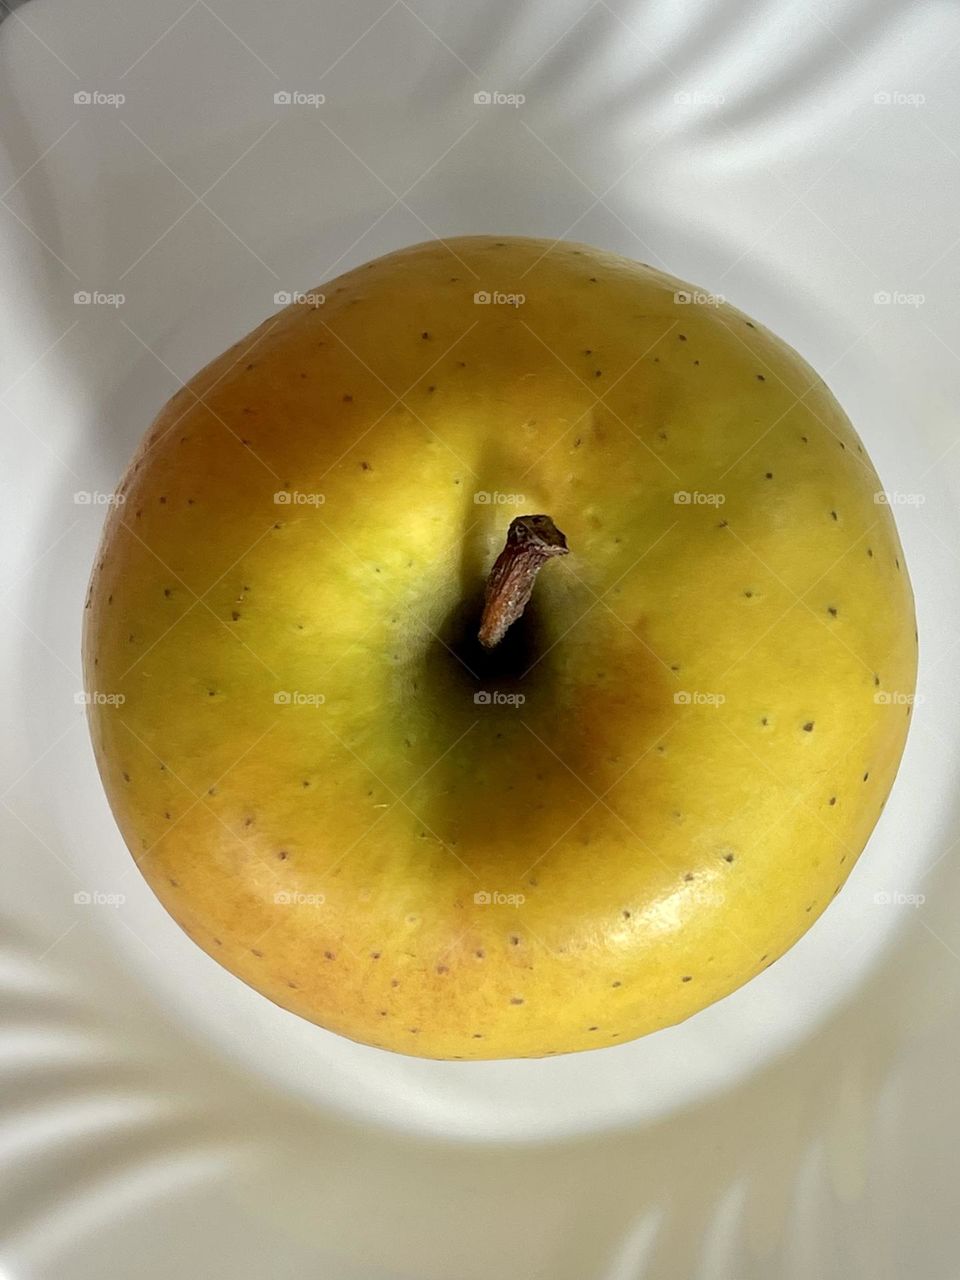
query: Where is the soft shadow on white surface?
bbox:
[3,875,960,1280]
[3,0,960,1276]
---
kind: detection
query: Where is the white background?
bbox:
[2,0,960,1276]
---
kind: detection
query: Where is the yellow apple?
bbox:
[83,236,917,1059]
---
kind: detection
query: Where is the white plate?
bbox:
[3,0,960,1275]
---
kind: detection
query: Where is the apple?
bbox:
[83,237,917,1059]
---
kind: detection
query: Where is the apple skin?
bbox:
[83,237,917,1059]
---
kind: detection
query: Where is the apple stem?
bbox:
[478,514,569,649]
